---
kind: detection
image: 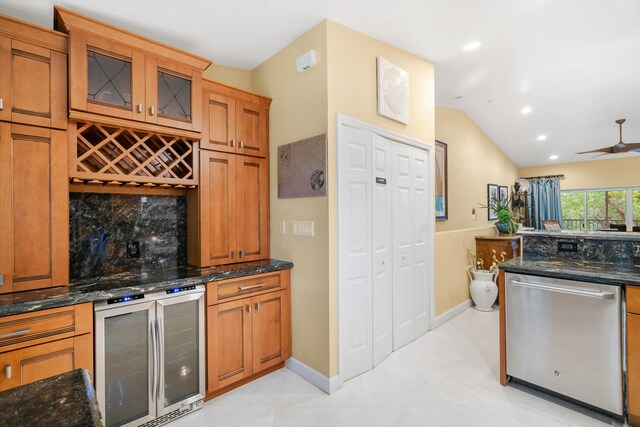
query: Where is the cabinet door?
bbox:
[0,334,93,392]
[629,313,640,422]
[236,155,269,262]
[236,101,266,157]
[0,123,68,293]
[69,32,145,122]
[201,91,236,153]
[207,298,252,392]
[199,150,237,266]
[251,291,289,373]
[0,36,67,129]
[147,58,202,132]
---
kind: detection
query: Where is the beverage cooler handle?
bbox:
[156,318,164,402]
[150,320,157,403]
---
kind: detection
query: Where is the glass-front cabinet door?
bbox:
[69,32,145,121]
[95,300,156,427]
[156,292,205,416]
[145,57,202,132]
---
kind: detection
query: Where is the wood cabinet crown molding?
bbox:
[0,14,68,54]
[54,6,211,71]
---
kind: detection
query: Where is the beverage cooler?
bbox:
[94,285,205,427]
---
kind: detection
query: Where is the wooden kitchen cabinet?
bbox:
[189,150,269,267]
[206,270,291,396]
[475,235,522,269]
[628,286,640,426]
[0,303,93,391]
[0,123,68,293]
[55,6,209,133]
[201,80,270,158]
[0,15,68,130]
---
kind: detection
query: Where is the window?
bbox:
[561,188,640,231]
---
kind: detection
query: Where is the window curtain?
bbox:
[529,177,563,229]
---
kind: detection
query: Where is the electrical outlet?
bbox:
[279,220,286,235]
[127,241,141,258]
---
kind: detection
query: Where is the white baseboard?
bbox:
[432,299,472,329]
[285,357,341,395]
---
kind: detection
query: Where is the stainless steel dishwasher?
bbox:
[506,272,623,417]
[94,284,205,427]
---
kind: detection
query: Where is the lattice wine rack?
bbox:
[70,122,197,187]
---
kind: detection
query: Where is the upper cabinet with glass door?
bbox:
[55,6,209,134]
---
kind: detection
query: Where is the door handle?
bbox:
[5,364,11,379]
[255,302,260,312]
[510,280,615,300]
[239,140,244,148]
[137,103,143,113]
[0,98,3,110]
[149,105,155,116]
[0,328,30,340]
[231,251,236,260]
[156,318,163,402]
[239,283,265,291]
[246,304,251,313]
[150,320,157,403]
[239,250,244,258]
[230,139,235,147]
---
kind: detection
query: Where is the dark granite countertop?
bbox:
[0,369,102,427]
[501,255,640,286]
[0,259,294,317]
[520,229,640,241]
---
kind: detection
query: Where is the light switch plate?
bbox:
[279,220,286,235]
[292,220,314,236]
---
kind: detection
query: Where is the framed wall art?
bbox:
[499,185,509,203]
[487,183,499,220]
[278,134,327,198]
[377,56,409,124]
[435,140,448,221]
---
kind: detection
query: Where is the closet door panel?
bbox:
[371,134,393,366]
[412,149,430,338]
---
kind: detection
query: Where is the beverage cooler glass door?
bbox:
[156,291,205,416]
[95,300,156,427]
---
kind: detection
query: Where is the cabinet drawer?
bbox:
[0,303,92,353]
[629,287,640,314]
[207,272,283,306]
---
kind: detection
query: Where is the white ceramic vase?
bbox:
[467,267,498,312]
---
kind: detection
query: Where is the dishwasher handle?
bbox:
[510,280,615,300]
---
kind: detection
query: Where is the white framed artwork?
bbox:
[377,56,410,124]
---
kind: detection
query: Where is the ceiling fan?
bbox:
[577,119,640,156]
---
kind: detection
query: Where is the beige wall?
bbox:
[434,107,519,315]
[203,64,253,92]
[252,22,330,377]
[519,156,640,190]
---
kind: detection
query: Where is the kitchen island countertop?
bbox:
[0,258,294,317]
[500,255,640,286]
[0,369,102,427]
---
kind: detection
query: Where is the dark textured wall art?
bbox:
[69,193,187,280]
[278,134,327,198]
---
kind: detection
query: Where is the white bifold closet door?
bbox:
[339,125,430,381]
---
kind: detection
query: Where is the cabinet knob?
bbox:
[239,250,244,258]
[231,251,235,259]
[246,304,251,313]
[5,364,11,379]
[149,105,155,115]
[255,302,260,312]
[0,98,3,111]
[230,139,235,147]
[137,103,143,113]
[239,140,244,148]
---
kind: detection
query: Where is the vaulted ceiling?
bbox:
[4,0,639,167]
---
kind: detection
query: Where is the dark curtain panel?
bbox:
[529,177,563,229]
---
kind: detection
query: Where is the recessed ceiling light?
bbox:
[521,106,532,114]
[549,154,558,160]
[537,135,547,141]
[454,95,463,100]
[463,41,481,51]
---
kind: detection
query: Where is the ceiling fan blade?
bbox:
[577,146,615,154]
[619,143,640,152]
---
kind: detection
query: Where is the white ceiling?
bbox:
[3,0,640,167]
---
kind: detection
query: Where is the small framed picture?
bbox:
[487,184,499,220]
[499,186,509,203]
[435,141,448,221]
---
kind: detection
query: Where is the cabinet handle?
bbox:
[137,103,143,113]
[239,283,265,291]
[255,302,260,312]
[0,98,3,110]
[150,105,155,115]
[5,365,11,379]
[0,274,4,286]
[239,140,244,148]
[239,250,244,258]
[0,328,30,340]
[231,251,235,259]
[246,304,251,314]
[230,139,235,147]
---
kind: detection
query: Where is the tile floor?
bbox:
[172,308,613,426]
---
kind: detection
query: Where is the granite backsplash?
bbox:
[70,193,187,280]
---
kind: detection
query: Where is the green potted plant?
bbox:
[481,196,518,235]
